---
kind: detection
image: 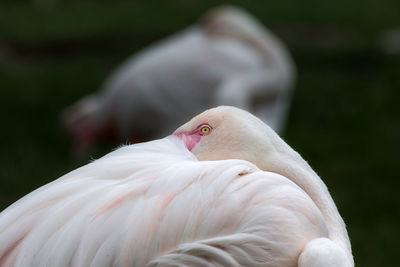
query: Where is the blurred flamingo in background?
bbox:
[62,6,296,155]
[0,106,352,266]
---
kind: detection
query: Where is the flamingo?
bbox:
[62,6,296,154]
[0,106,352,266]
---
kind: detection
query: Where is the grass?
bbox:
[0,0,399,265]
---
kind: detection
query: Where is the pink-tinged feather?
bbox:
[0,105,353,266]
[0,136,328,266]
[0,235,25,267]
[98,192,132,215]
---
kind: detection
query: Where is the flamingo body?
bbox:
[63,6,296,153]
[99,27,263,136]
[1,106,353,266]
[1,137,326,266]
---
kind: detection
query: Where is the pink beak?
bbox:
[175,131,202,151]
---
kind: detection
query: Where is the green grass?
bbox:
[0,0,399,266]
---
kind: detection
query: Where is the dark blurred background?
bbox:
[0,0,399,265]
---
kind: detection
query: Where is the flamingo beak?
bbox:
[174,131,202,151]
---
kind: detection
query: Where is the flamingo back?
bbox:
[0,137,327,267]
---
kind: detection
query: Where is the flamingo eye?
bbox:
[200,125,212,135]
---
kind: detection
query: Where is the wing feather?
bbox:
[0,137,327,266]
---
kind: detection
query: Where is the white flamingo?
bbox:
[62,6,296,154]
[0,106,352,266]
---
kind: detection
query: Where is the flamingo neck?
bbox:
[258,140,353,263]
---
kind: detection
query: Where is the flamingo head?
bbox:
[174,106,281,170]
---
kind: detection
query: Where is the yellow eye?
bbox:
[200,125,211,135]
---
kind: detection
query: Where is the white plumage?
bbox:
[1,137,323,266]
[0,106,352,266]
[63,6,296,153]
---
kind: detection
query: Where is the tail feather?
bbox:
[298,238,353,267]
